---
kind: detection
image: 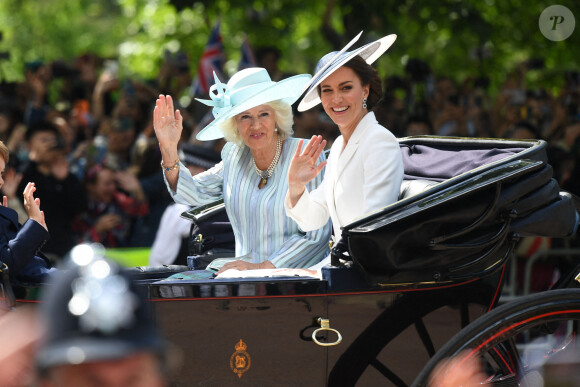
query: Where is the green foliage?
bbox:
[0,0,578,94]
[0,0,125,80]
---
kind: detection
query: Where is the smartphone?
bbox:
[103,60,118,77]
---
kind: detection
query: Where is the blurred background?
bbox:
[0,0,577,93]
[0,1,578,292]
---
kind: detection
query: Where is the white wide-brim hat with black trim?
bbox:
[297,32,397,112]
[195,68,311,141]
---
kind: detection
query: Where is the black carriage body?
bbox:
[149,271,500,386]
[11,137,579,386]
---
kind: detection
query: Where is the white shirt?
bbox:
[149,203,191,266]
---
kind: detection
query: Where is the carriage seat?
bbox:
[398,179,439,201]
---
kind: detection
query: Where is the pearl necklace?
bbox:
[253,136,282,188]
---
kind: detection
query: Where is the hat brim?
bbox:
[297,34,397,112]
[36,336,167,370]
[196,74,312,141]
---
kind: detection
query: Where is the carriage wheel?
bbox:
[328,279,498,386]
[411,288,580,386]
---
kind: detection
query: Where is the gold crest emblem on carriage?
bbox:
[230,339,251,378]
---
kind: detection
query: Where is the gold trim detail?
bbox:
[230,339,251,379]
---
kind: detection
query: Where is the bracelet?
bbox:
[161,159,180,172]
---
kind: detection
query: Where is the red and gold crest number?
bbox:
[230,339,251,378]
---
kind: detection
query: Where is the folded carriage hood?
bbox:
[340,137,579,284]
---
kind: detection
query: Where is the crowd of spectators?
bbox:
[375,60,580,200]
[0,51,578,271]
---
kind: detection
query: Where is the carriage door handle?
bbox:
[312,318,343,347]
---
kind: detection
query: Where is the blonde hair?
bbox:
[219,100,294,147]
[0,141,9,163]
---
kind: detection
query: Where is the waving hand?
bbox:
[287,135,327,207]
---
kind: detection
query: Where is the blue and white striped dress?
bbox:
[165,138,331,268]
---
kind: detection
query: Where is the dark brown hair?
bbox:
[316,56,383,111]
[343,56,383,110]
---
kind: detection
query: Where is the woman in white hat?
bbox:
[153,68,331,273]
[285,33,404,268]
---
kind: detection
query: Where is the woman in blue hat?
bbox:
[285,33,404,269]
[153,68,331,273]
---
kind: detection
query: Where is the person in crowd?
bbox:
[87,113,172,247]
[22,61,53,128]
[0,149,27,224]
[153,67,331,273]
[373,75,410,138]
[557,118,580,197]
[255,46,283,81]
[0,141,54,283]
[432,94,466,136]
[149,143,228,266]
[157,50,193,98]
[127,117,174,247]
[285,32,404,269]
[73,163,148,248]
[36,246,170,387]
[91,117,136,171]
[430,76,463,136]
[17,122,87,260]
[504,120,540,140]
[403,115,433,137]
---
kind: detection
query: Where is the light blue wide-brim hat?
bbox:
[297,32,397,112]
[195,68,311,141]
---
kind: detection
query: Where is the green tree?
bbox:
[0,0,126,80]
[0,0,578,94]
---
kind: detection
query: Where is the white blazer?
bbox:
[285,112,404,240]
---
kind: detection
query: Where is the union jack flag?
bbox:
[193,21,226,96]
[238,35,257,71]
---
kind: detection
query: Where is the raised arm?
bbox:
[153,94,183,192]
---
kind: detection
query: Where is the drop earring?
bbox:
[362,98,367,109]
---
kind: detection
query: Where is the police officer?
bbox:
[36,244,170,387]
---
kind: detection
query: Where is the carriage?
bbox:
[6,136,580,386]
